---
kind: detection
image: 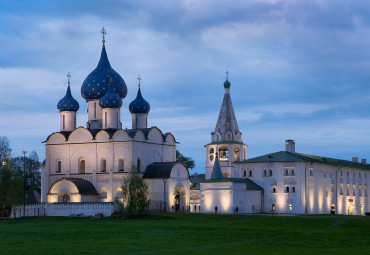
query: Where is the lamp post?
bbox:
[22,150,27,217]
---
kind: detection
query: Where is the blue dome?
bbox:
[81,44,127,101]
[129,87,150,114]
[57,85,80,112]
[99,85,122,109]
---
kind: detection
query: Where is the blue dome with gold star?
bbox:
[129,87,150,114]
[99,84,122,109]
[57,85,80,112]
[81,44,127,101]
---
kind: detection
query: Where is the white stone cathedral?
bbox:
[41,34,190,213]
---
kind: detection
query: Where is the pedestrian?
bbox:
[236,206,239,214]
[194,205,196,212]
[215,206,218,214]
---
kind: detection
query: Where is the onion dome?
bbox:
[224,79,231,88]
[129,86,150,114]
[99,83,122,109]
[57,83,80,112]
[81,44,127,101]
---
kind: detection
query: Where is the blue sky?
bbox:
[1,0,370,172]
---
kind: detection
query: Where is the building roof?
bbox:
[238,151,370,171]
[81,44,127,101]
[202,178,263,190]
[129,86,150,114]
[210,155,223,180]
[99,84,122,109]
[48,177,98,195]
[190,174,205,190]
[57,85,80,112]
[143,162,182,179]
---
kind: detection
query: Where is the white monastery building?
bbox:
[36,30,369,217]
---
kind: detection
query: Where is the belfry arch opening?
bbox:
[219,146,229,162]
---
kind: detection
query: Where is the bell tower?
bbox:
[205,71,247,179]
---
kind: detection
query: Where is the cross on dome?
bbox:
[226,70,229,80]
[137,75,141,87]
[101,27,107,44]
[67,72,71,86]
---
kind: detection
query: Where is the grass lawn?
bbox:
[0,213,369,255]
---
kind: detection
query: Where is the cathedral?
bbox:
[41,31,189,213]
[37,30,369,217]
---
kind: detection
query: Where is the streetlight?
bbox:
[22,150,27,217]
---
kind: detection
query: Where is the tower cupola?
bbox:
[58,73,79,131]
[129,76,150,129]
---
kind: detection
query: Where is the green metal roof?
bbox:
[202,178,263,190]
[238,151,370,171]
[204,141,245,147]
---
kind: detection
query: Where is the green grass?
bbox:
[0,213,369,255]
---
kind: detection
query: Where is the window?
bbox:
[263,170,267,177]
[57,160,61,173]
[291,169,295,176]
[248,170,252,177]
[353,172,355,178]
[209,148,215,154]
[219,147,229,162]
[137,158,141,172]
[118,158,124,172]
[365,186,368,197]
[330,172,332,178]
[227,134,231,141]
[340,170,343,176]
[292,186,295,193]
[359,186,362,197]
[269,169,273,177]
[101,158,106,172]
[289,204,292,211]
[79,158,85,174]
[272,204,275,211]
[285,186,290,193]
[62,115,65,130]
[105,112,107,128]
[272,187,277,193]
[331,185,334,193]
[365,173,367,179]
[353,185,356,196]
[310,170,313,177]
[326,188,328,197]
[243,170,246,177]
[285,169,289,176]
[346,184,350,196]
[340,184,343,195]
[359,173,361,179]
[324,172,327,178]
[234,148,240,161]
[347,171,349,177]
[94,102,96,118]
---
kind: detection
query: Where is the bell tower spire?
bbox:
[204,72,247,180]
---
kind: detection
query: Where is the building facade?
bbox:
[190,77,370,215]
[41,36,190,213]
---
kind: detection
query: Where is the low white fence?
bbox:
[11,202,114,218]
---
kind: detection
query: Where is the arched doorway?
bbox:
[174,186,186,212]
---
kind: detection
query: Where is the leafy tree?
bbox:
[176,150,195,170]
[0,163,23,212]
[0,136,11,163]
[121,168,150,218]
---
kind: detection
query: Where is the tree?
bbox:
[176,150,195,170]
[121,168,150,218]
[0,136,11,163]
[0,160,23,212]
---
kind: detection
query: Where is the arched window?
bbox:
[248,170,252,177]
[105,112,107,128]
[209,148,214,154]
[94,102,96,118]
[101,158,106,172]
[79,158,85,174]
[62,115,65,130]
[137,158,141,172]
[118,158,124,172]
[272,204,275,211]
[57,160,61,173]
[234,148,240,161]
[219,147,229,162]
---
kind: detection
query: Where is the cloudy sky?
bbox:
[1,0,370,172]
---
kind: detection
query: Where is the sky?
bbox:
[1,0,370,173]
